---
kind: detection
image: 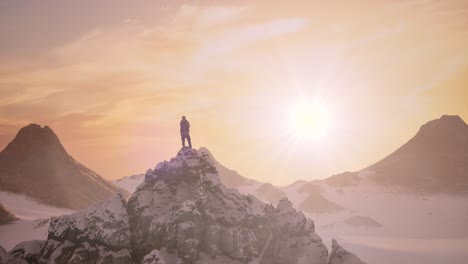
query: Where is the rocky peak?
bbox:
[128,148,329,263]
[1,123,66,156]
[5,148,368,264]
[367,115,468,194]
[145,147,219,185]
[276,198,294,212]
[422,115,467,130]
[415,115,468,146]
[0,124,120,209]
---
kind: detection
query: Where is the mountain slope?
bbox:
[365,115,468,193]
[0,124,120,209]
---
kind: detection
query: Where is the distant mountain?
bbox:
[199,147,262,188]
[256,183,287,204]
[113,173,144,194]
[297,182,343,214]
[365,115,468,194]
[0,124,120,209]
[0,203,17,225]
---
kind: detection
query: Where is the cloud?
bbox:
[174,5,245,26]
[194,18,309,58]
[2,4,308,113]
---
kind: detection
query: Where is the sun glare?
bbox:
[289,101,331,141]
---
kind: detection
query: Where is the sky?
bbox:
[0,0,467,185]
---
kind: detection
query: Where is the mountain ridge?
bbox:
[316,115,468,193]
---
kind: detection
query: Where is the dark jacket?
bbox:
[180,119,190,133]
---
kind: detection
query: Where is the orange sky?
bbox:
[0,0,467,185]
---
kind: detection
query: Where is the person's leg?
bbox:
[181,134,186,147]
[187,134,192,148]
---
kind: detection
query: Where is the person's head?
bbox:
[182,116,186,120]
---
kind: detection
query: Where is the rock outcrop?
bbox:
[7,148,366,264]
[0,245,26,264]
[128,147,328,264]
[328,239,367,264]
[9,240,45,263]
[38,192,133,263]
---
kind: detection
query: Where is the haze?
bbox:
[0,0,467,185]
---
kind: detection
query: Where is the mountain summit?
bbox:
[3,148,365,264]
[367,115,468,193]
[416,115,468,146]
[0,124,120,209]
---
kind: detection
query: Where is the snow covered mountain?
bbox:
[3,148,365,264]
[0,124,121,209]
[114,174,145,194]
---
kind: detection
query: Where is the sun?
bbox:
[289,101,331,140]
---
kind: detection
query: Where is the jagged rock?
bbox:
[8,148,366,264]
[141,249,167,264]
[9,240,45,263]
[128,148,328,264]
[141,248,186,264]
[328,239,366,264]
[48,192,130,248]
[35,193,133,263]
[66,242,132,264]
[260,199,328,264]
[0,245,26,264]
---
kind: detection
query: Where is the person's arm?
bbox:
[187,121,190,128]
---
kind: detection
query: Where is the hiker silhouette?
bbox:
[180,116,192,148]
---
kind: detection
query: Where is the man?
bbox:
[180,116,192,148]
